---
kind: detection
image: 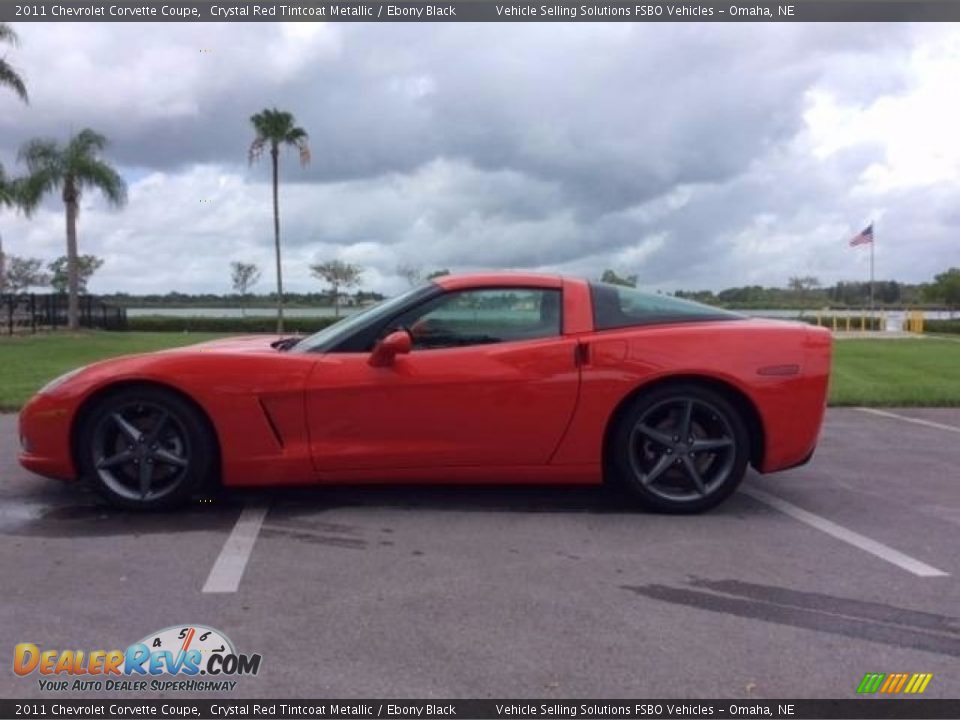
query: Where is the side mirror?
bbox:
[369,330,412,367]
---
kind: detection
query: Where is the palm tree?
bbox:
[0,165,18,208]
[249,108,310,333]
[0,158,29,293]
[1,22,28,288]
[19,129,127,330]
[0,23,28,103]
[0,168,11,291]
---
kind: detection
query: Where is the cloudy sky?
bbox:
[1,21,958,295]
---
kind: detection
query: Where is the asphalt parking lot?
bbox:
[1,408,959,699]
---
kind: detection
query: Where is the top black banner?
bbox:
[3,699,960,720]
[4,0,960,22]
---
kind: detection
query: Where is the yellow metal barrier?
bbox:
[905,310,924,333]
[818,311,889,332]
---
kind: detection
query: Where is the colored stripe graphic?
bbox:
[905,673,933,694]
[857,673,885,693]
[880,674,899,693]
[857,672,933,694]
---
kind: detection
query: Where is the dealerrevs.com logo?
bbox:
[13,624,262,692]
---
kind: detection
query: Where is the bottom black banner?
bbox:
[2,699,959,720]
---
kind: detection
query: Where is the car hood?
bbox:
[167,335,291,354]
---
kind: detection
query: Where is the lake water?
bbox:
[127,307,355,318]
[127,306,955,332]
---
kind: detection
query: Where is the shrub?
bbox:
[924,319,960,334]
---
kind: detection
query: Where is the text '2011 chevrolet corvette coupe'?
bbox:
[19,273,832,513]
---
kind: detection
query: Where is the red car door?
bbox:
[304,287,580,472]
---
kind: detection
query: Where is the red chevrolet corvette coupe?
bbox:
[19,273,832,513]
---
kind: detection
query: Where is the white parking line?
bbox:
[741,487,949,578]
[202,501,270,593]
[855,407,960,433]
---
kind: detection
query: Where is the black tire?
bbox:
[609,383,750,514]
[77,386,216,510]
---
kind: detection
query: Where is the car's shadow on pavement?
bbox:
[2,475,767,539]
[267,484,765,517]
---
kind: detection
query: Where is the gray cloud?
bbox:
[0,22,956,295]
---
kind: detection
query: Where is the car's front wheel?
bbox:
[610,384,750,513]
[77,386,216,510]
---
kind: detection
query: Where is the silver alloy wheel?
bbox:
[91,402,191,502]
[627,396,736,503]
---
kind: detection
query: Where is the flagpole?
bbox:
[869,221,875,320]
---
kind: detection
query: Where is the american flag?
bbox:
[849,224,874,247]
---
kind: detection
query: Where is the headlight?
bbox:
[39,367,87,395]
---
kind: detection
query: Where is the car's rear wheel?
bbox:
[77,387,215,510]
[610,384,749,513]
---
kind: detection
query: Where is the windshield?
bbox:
[290,285,430,353]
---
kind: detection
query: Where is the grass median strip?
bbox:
[2,332,960,410]
[830,338,960,407]
[0,331,228,411]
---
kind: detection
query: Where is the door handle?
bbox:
[574,342,589,367]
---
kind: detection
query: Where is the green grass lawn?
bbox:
[2,332,960,412]
[830,338,960,406]
[0,331,227,411]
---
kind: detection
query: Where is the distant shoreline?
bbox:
[123,306,957,321]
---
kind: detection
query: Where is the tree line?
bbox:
[595,268,959,313]
[223,261,452,316]
[651,270,959,310]
[1,253,103,294]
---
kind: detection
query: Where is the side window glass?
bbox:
[394,288,561,349]
[590,282,742,330]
